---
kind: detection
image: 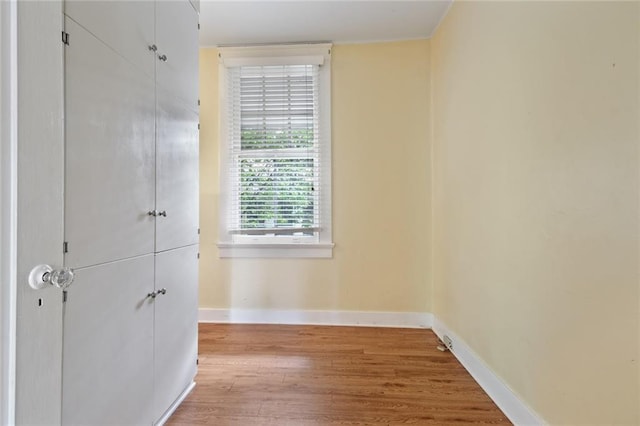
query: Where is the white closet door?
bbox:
[64,17,155,269]
[14,2,65,424]
[156,89,199,252]
[62,255,155,426]
[64,0,155,79]
[153,245,198,421]
[156,0,199,112]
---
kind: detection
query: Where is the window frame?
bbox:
[217,44,333,258]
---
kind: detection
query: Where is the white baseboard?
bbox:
[199,308,433,329]
[432,317,546,426]
[154,381,195,426]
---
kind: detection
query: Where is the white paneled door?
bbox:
[64,17,156,269]
[64,0,155,80]
[156,0,200,110]
[14,1,65,424]
[62,255,155,426]
[156,89,200,252]
[153,245,199,420]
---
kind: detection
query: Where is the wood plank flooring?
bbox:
[168,324,511,425]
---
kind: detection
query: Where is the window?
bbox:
[217,45,333,258]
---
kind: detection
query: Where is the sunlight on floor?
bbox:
[205,354,314,369]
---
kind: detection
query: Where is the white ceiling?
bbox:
[199,1,452,47]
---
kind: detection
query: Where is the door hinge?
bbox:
[196,358,199,365]
[198,23,200,30]
[197,228,200,234]
[197,123,200,130]
[197,99,200,106]
[63,241,69,253]
[63,291,68,303]
[197,253,200,259]
[62,31,70,45]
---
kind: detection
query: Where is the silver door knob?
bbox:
[148,44,157,52]
[158,210,167,217]
[28,264,75,290]
[148,210,158,217]
[147,288,166,298]
[158,54,167,62]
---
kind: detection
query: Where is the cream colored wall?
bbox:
[431,2,639,424]
[199,40,431,313]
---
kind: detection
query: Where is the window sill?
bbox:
[217,242,334,259]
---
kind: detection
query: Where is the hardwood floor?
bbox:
[168,324,511,425]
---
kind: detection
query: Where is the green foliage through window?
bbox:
[239,143,315,231]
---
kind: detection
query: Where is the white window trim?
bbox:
[217,44,333,259]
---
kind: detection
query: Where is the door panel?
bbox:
[64,0,155,79]
[62,255,155,426]
[156,89,199,252]
[65,17,155,269]
[14,1,65,424]
[156,0,199,112]
[153,245,198,421]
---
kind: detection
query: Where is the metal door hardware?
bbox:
[147,288,167,299]
[28,264,75,290]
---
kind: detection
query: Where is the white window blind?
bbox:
[217,44,333,257]
[225,64,323,239]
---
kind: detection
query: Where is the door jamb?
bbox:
[0,0,18,424]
